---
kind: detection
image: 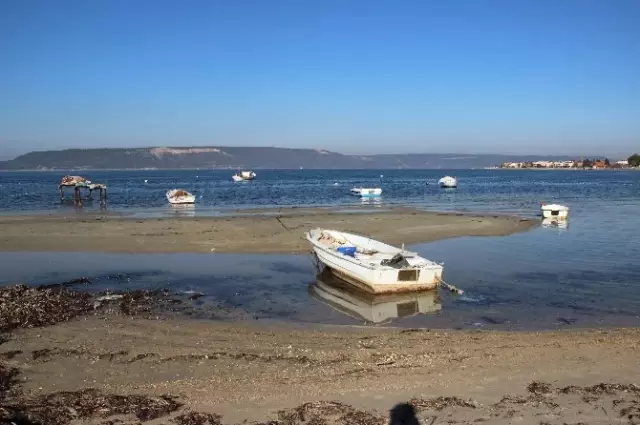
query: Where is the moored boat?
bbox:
[309,269,442,323]
[540,203,569,219]
[306,228,443,294]
[438,176,457,188]
[232,171,256,182]
[166,189,196,204]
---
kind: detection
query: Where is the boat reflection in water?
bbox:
[360,197,382,206]
[541,217,568,230]
[169,203,196,217]
[309,269,442,324]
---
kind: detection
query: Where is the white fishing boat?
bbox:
[306,228,443,294]
[540,203,569,219]
[438,176,457,188]
[350,187,382,197]
[166,189,196,204]
[309,269,441,323]
[232,170,256,182]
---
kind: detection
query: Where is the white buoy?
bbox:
[144,179,148,183]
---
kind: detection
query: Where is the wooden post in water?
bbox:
[74,186,81,205]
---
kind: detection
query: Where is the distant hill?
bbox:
[0,146,581,170]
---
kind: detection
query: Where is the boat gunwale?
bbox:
[306,229,442,272]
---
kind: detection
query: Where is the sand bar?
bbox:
[0,207,537,253]
[1,317,639,424]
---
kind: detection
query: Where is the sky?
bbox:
[0,0,639,159]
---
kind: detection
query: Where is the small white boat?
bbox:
[350,187,382,197]
[309,269,441,324]
[540,203,569,219]
[438,176,457,188]
[306,228,443,294]
[232,171,256,182]
[166,189,196,204]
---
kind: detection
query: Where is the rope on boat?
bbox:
[437,277,464,295]
[308,250,323,274]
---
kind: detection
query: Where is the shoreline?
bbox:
[0,207,538,254]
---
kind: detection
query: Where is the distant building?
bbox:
[616,160,629,166]
[532,161,554,168]
[502,162,523,168]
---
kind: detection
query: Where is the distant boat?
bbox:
[306,228,443,294]
[309,269,442,324]
[540,203,569,219]
[232,171,256,182]
[350,187,382,197]
[438,176,457,188]
[166,189,196,204]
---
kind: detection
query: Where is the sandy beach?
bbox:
[0,207,537,254]
[1,315,639,424]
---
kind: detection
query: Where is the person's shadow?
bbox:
[389,403,420,425]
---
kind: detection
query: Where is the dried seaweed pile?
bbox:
[275,401,386,425]
[0,285,92,332]
[1,389,182,425]
[409,396,477,411]
[115,289,178,316]
[0,283,189,334]
[0,363,18,402]
[172,412,223,425]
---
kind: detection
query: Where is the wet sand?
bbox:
[1,317,639,424]
[0,207,537,253]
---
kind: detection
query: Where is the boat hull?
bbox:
[311,246,441,295]
[438,176,457,188]
[167,196,195,204]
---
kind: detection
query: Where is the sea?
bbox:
[1,169,639,330]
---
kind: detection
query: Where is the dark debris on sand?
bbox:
[527,381,552,395]
[0,284,191,334]
[0,363,19,402]
[172,412,223,425]
[0,285,93,332]
[409,396,477,411]
[276,401,386,425]
[1,389,182,425]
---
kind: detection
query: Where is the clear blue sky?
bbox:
[1,0,639,158]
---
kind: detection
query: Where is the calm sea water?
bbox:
[1,169,639,330]
[2,168,638,216]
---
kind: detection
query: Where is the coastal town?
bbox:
[497,153,640,169]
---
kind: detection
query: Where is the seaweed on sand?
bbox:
[0,363,19,402]
[117,289,173,316]
[527,381,552,395]
[172,412,223,425]
[3,389,182,425]
[0,283,186,332]
[409,396,477,411]
[276,401,385,425]
[0,285,92,332]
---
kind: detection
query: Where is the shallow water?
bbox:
[1,169,639,330]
